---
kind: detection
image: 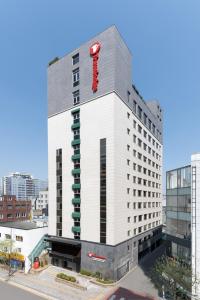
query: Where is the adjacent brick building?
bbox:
[0,195,31,222]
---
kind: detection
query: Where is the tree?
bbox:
[0,238,16,275]
[152,255,192,299]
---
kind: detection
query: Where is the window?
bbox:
[133,100,137,113]
[138,152,142,160]
[144,113,147,125]
[133,120,137,129]
[127,159,130,166]
[72,53,79,65]
[148,119,152,131]
[16,235,23,242]
[127,128,130,135]
[127,91,130,102]
[127,144,130,151]
[73,90,80,105]
[72,68,79,87]
[139,215,142,222]
[127,202,130,208]
[153,124,155,134]
[128,217,131,223]
[133,135,136,143]
[127,230,131,237]
[134,216,137,223]
[138,125,142,134]
[138,138,142,147]
[127,112,130,119]
[5,234,11,239]
[138,106,142,119]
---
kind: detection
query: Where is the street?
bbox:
[0,281,44,300]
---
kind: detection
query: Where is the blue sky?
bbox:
[0,0,199,182]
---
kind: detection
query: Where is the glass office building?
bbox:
[166,165,191,262]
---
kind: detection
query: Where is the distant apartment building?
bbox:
[165,165,191,262]
[165,154,200,300]
[47,26,163,280]
[2,173,47,200]
[36,191,48,210]
[0,195,31,222]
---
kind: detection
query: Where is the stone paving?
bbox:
[0,266,111,300]
[0,246,164,300]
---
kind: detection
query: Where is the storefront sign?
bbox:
[87,252,106,262]
[90,42,101,92]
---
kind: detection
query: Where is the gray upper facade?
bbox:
[48,25,163,143]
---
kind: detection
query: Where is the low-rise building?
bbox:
[0,221,48,273]
[0,195,31,222]
[36,190,48,210]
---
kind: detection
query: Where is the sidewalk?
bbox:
[0,266,112,300]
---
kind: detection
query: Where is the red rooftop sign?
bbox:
[90,42,101,92]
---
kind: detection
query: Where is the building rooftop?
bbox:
[0,221,47,230]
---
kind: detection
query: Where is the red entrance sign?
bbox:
[87,252,106,262]
[90,42,101,92]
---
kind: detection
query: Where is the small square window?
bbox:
[73,90,80,106]
[72,68,79,87]
[72,53,79,65]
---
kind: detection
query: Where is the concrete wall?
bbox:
[48,25,162,143]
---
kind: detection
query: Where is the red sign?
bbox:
[90,42,101,92]
[87,252,106,262]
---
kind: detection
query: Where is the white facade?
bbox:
[36,190,48,210]
[0,223,48,273]
[48,92,162,245]
[191,153,200,299]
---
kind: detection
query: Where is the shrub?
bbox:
[95,271,101,279]
[57,273,76,282]
[96,278,114,284]
[40,261,44,268]
[80,269,92,276]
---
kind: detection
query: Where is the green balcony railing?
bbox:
[72,211,81,219]
[71,122,80,130]
[72,183,81,189]
[71,108,80,114]
[72,226,81,233]
[72,198,80,205]
[71,154,80,161]
[72,168,81,175]
[71,139,81,146]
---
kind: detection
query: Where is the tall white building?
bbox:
[47,26,163,280]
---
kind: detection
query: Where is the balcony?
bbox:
[71,154,80,161]
[71,139,81,146]
[72,168,81,175]
[71,122,80,130]
[72,212,81,219]
[71,108,80,114]
[72,226,80,233]
[72,198,80,205]
[72,183,81,190]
